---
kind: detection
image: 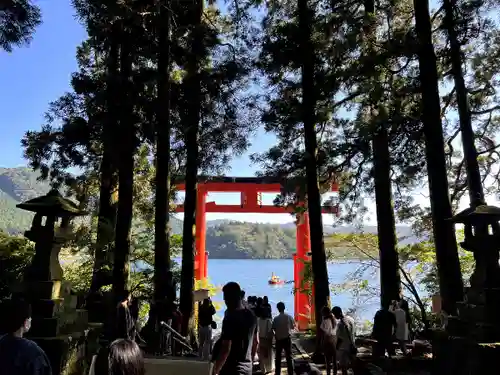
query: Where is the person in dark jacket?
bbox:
[0,298,52,375]
[372,302,397,358]
[199,298,216,359]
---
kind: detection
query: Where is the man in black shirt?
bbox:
[212,282,258,375]
[372,302,397,358]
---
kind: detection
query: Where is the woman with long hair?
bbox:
[320,306,337,375]
[94,339,145,375]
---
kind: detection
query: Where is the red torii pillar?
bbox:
[295,212,314,330]
[195,186,208,282]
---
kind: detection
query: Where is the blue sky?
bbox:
[0,1,479,226]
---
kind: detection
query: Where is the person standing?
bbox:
[258,306,274,374]
[241,290,248,308]
[272,302,295,375]
[397,290,412,339]
[212,282,258,375]
[170,303,183,355]
[391,300,408,355]
[0,298,52,375]
[319,306,337,375]
[255,297,264,317]
[332,306,356,375]
[262,296,272,317]
[199,298,216,360]
[372,302,397,358]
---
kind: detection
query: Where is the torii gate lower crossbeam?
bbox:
[175,176,339,330]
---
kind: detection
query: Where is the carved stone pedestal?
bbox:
[433,205,500,375]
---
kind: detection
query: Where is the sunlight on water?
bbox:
[204,258,381,329]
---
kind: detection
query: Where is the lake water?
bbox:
[205,259,380,325]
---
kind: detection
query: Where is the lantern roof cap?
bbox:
[16,189,87,216]
[450,204,500,224]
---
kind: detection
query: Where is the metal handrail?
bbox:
[160,321,194,352]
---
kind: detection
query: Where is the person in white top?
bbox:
[319,306,337,375]
[272,302,295,375]
[258,307,274,374]
[332,306,356,375]
[390,300,409,355]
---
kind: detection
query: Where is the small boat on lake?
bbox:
[268,273,285,285]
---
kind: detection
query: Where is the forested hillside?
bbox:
[0,167,417,258]
[0,167,50,233]
[205,221,296,259]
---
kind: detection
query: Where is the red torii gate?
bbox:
[175,176,339,330]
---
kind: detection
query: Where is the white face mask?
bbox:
[24,318,32,333]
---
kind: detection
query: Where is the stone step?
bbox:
[89,356,212,375]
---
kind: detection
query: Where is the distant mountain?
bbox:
[0,167,51,234]
[0,167,419,259]
[203,222,418,259]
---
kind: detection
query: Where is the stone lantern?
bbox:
[17,189,86,284]
[450,205,500,336]
[439,205,500,375]
[15,190,87,337]
[14,190,89,375]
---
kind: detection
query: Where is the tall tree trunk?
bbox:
[113,28,135,298]
[297,0,330,329]
[91,37,119,294]
[442,0,485,206]
[180,0,203,336]
[154,0,172,306]
[372,128,401,307]
[413,0,463,314]
[91,151,118,292]
[364,0,401,308]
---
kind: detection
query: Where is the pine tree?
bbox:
[178,0,205,336]
[362,0,401,308]
[413,0,463,314]
[296,0,331,327]
[0,0,41,52]
[442,0,485,206]
[153,0,174,317]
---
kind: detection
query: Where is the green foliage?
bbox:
[61,223,183,298]
[0,231,34,300]
[0,0,41,52]
[0,166,423,261]
[0,166,299,260]
[323,232,474,327]
[0,167,51,234]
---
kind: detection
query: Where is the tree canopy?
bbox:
[3,0,500,339]
[0,0,41,52]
